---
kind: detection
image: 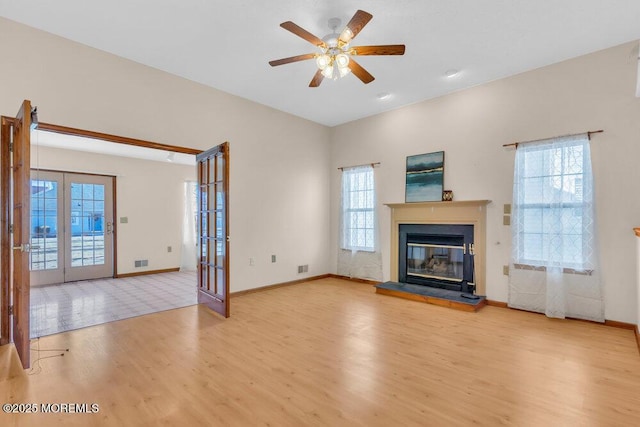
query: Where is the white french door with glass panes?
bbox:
[30,171,114,285]
[30,171,64,285]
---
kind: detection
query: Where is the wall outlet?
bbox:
[120,217,128,224]
[503,204,512,214]
[249,257,255,266]
[135,259,149,268]
[298,265,309,273]
[503,215,511,226]
[167,246,172,253]
[271,255,276,263]
[503,265,509,275]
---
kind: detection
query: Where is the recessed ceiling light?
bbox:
[376,92,391,100]
[444,69,460,78]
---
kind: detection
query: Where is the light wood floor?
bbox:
[1,277,639,426]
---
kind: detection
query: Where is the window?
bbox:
[512,134,594,270]
[341,166,376,251]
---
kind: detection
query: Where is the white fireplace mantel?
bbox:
[384,200,491,295]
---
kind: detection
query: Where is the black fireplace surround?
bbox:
[399,224,475,293]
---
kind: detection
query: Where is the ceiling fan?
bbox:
[269,10,405,87]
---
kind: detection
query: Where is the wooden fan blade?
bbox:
[269,53,316,67]
[280,21,326,48]
[351,45,406,56]
[309,69,324,87]
[348,58,374,84]
[339,10,373,44]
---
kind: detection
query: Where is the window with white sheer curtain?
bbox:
[341,166,376,251]
[508,134,603,322]
[338,165,382,281]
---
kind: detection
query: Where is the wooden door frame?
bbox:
[0,117,203,349]
[0,117,11,346]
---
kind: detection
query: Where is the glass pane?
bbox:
[202,213,209,238]
[70,182,105,268]
[200,187,208,212]
[30,178,58,271]
[71,183,82,199]
[82,184,94,199]
[200,264,208,291]
[215,213,223,239]
[407,243,464,282]
[216,268,224,295]
[94,185,105,200]
[208,239,214,267]
[200,237,207,260]
[208,183,215,210]
[208,158,216,182]
[215,183,224,210]
[208,265,216,292]
[216,153,224,181]
[216,241,224,267]
[208,212,215,238]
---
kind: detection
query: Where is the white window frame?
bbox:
[512,135,593,271]
[341,166,376,252]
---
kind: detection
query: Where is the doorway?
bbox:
[1,102,230,369]
[30,170,115,286]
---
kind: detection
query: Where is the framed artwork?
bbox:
[405,151,444,202]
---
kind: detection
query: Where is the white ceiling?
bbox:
[2,1,640,127]
[32,130,196,166]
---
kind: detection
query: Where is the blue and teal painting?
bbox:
[405,151,444,202]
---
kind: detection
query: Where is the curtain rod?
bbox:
[503,130,604,148]
[337,162,381,171]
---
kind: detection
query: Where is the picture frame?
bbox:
[405,151,445,202]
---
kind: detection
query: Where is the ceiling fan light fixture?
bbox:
[335,53,350,68]
[316,54,331,70]
[321,65,334,79]
[269,10,405,87]
[339,28,354,43]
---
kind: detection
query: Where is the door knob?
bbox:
[12,243,31,252]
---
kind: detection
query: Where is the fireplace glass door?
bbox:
[406,243,464,282]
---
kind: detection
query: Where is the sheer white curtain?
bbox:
[337,165,382,281]
[180,181,198,271]
[508,134,603,322]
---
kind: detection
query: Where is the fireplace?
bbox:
[399,224,475,293]
[386,200,489,295]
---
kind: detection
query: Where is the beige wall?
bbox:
[30,145,195,275]
[330,41,640,323]
[2,17,639,325]
[0,17,331,294]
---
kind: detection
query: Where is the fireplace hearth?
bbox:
[399,224,474,293]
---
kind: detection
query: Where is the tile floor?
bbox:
[30,271,197,338]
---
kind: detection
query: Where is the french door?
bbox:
[0,100,32,368]
[30,171,115,286]
[197,142,229,317]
